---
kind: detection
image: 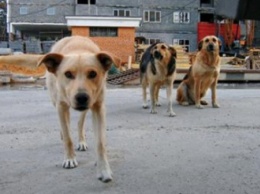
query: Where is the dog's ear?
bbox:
[169,46,177,58]
[167,46,177,76]
[96,52,117,71]
[198,40,203,51]
[102,51,121,68]
[149,42,158,54]
[218,38,222,50]
[37,53,63,74]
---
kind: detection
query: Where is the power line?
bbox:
[182,0,198,8]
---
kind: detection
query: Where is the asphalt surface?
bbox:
[0,84,260,194]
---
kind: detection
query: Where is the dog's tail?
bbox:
[176,82,194,105]
[182,65,192,81]
[177,66,195,105]
[183,83,195,105]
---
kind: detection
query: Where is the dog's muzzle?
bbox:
[154,51,163,60]
[74,92,89,111]
[207,43,215,52]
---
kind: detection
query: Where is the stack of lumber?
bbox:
[0,54,46,77]
[172,44,191,69]
[133,44,191,69]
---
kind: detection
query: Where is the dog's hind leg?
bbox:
[57,103,78,169]
[166,81,176,117]
[149,83,157,114]
[142,79,149,109]
[77,110,88,151]
[92,103,112,183]
[176,83,190,106]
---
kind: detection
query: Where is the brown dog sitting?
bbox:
[140,42,177,116]
[38,36,120,182]
[176,35,221,109]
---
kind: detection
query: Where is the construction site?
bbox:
[0,0,260,86]
[1,2,260,194]
[0,35,260,86]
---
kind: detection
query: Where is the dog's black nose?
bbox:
[207,44,214,51]
[75,93,89,104]
[154,51,162,60]
[75,93,89,111]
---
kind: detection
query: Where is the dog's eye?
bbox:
[88,70,97,79]
[212,38,217,42]
[161,45,166,49]
[154,46,157,49]
[65,71,74,79]
[205,39,209,43]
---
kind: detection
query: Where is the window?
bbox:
[201,0,211,3]
[146,38,160,45]
[173,39,190,52]
[143,10,161,23]
[90,27,118,37]
[200,13,214,23]
[114,9,130,17]
[77,0,96,4]
[20,7,28,15]
[47,7,55,15]
[200,0,213,7]
[173,12,190,24]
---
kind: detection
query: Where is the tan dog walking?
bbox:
[38,36,119,183]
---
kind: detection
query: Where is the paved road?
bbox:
[0,85,260,194]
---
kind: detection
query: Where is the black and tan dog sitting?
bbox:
[140,42,177,116]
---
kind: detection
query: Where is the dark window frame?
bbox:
[77,0,96,5]
[90,27,118,37]
[143,10,161,23]
[114,9,131,17]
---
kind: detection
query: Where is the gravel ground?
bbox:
[0,85,260,194]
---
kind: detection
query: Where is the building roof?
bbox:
[65,16,142,28]
[8,22,67,33]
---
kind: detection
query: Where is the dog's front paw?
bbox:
[167,108,176,117]
[77,142,88,151]
[97,168,113,183]
[155,102,161,106]
[195,104,204,109]
[150,109,157,114]
[180,101,189,106]
[200,100,208,105]
[169,111,176,117]
[212,103,220,108]
[62,158,78,169]
[142,103,149,109]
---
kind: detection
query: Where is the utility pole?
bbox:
[0,0,7,41]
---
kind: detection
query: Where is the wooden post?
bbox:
[128,56,132,69]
